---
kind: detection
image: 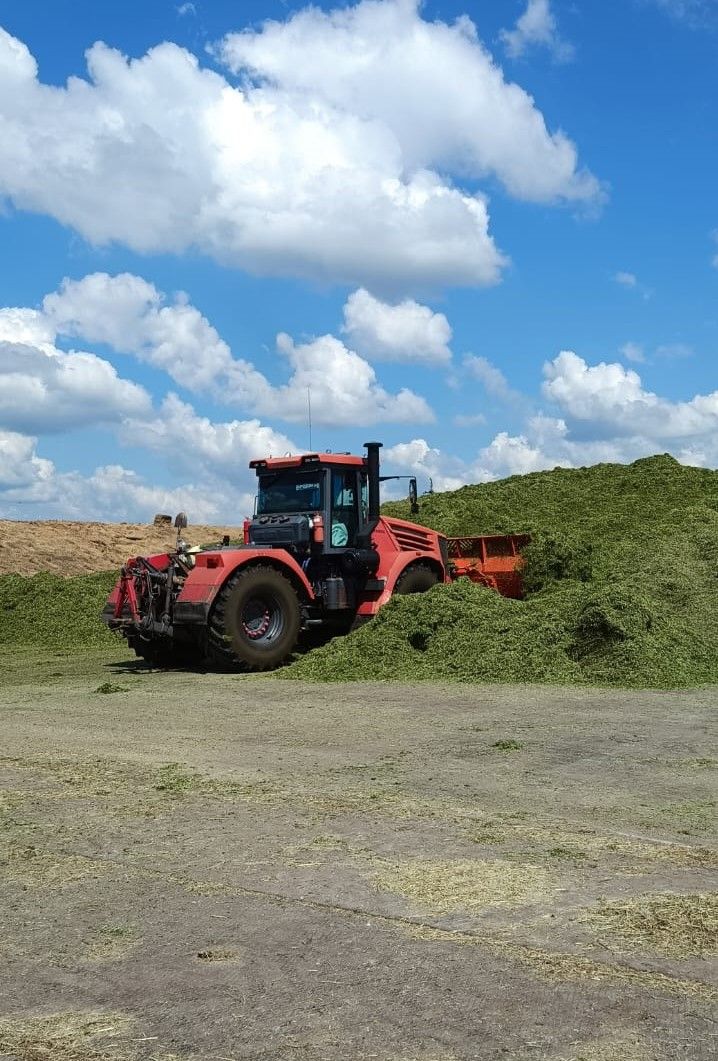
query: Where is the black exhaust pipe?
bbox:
[365,441,382,524]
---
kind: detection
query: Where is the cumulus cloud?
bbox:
[0,21,500,292]
[118,392,298,487]
[43,272,269,401]
[0,0,604,291]
[0,426,257,523]
[0,341,152,434]
[385,417,669,495]
[222,0,598,205]
[341,288,451,365]
[0,302,152,435]
[542,350,718,440]
[270,333,433,425]
[43,272,432,427]
[0,429,54,490]
[384,438,466,492]
[499,0,574,62]
[388,344,718,493]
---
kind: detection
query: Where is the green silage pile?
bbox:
[286,455,718,687]
[0,571,118,648]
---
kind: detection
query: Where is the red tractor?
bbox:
[102,442,528,670]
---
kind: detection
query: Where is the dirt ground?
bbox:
[0,650,716,1061]
[0,521,244,576]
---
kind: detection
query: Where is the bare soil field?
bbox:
[0,520,243,576]
[0,649,716,1060]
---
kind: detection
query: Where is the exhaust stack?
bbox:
[364,441,383,524]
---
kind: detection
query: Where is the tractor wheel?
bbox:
[394,564,439,595]
[208,565,301,671]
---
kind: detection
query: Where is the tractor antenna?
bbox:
[307,387,313,451]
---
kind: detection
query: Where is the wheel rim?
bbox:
[241,594,284,644]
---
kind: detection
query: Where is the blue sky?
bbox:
[0,0,716,521]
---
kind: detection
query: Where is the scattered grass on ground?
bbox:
[0,1011,133,1061]
[586,892,718,958]
[376,857,556,912]
[408,925,717,1001]
[0,838,111,889]
[549,1035,660,1061]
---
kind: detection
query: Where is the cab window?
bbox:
[331,471,358,547]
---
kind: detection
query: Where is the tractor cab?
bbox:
[248,451,372,556]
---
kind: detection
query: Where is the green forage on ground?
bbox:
[284,455,718,687]
[0,571,117,647]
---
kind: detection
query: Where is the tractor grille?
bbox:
[388,521,434,552]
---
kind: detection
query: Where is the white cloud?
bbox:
[542,350,718,439]
[0,429,54,490]
[270,332,433,425]
[614,270,651,299]
[0,426,255,523]
[384,438,466,492]
[341,288,451,365]
[0,341,152,434]
[0,21,504,292]
[386,418,666,495]
[0,301,152,434]
[44,272,269,400]
[499,1,574,62]
[43,272,433,427]
[463,355,514,400]
[0,1,604,291]
[0,307,55,347]
[118,392,298,487]
[221,1,598,207]
[620,341,645,363]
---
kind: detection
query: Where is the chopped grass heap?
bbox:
[0,571,117,648]
[286,455,718,686]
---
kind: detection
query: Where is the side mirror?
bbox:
[174,512,188,530]
[409,478,419,514]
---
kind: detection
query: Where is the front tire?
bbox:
[208,565,301,671]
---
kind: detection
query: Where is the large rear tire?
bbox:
[394,563,439,595]
[208,565,301,671]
